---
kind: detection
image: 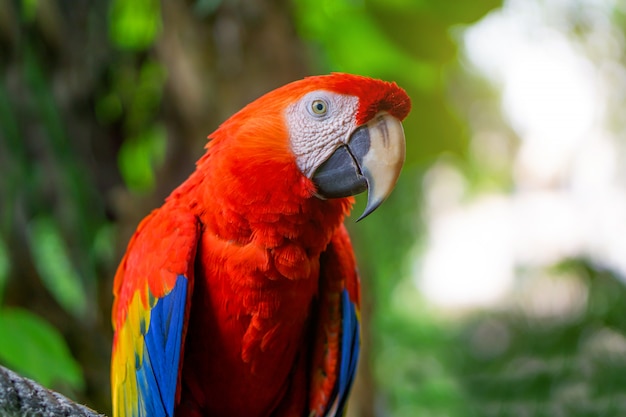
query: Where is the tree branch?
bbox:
[0,365,105,417]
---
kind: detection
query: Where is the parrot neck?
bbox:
[172,149,354,255]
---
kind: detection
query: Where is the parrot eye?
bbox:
[310,99,328,116]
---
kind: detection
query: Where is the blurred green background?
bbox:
[3,0,626,416]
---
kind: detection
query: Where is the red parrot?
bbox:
[111,73,411,417]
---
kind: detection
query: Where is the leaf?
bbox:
[118,124,167,193]
[0,308,84,391]
[20,0,38,22]
[28,217,87,319]
[109,0,162,50]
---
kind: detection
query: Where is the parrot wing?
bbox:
[111,207,200,417]
[310,224,361,417]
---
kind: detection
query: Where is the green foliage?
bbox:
[376,315,466,416]
[109,0,162,50]
[103,57,167,193]
[365,259,626,416]
[22,46,107,287]
[20,0,38,22]
[119,124,167,192]
[0,3,112,400]
[0,308,84,391]
[0,238,8,303]
[27,217,87,319]
[455,262,626,416]
[125,60,167,132]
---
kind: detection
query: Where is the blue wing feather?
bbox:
[325,288,361,416]
[135,275,188,417]
[336,288,360,412]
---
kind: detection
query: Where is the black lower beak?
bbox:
[311,126,370,199]
[312,112,406,221]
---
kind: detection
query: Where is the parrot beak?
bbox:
[312,112,406,221]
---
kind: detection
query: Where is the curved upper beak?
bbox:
[312,112,406,221]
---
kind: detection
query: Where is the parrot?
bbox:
[111,73,411,417]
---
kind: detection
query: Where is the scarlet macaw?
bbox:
[111,73,411,417]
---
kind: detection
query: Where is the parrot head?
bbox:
[284,74,411,220]
[207,73,411,220]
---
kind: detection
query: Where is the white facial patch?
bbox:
[285,91,359,178]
